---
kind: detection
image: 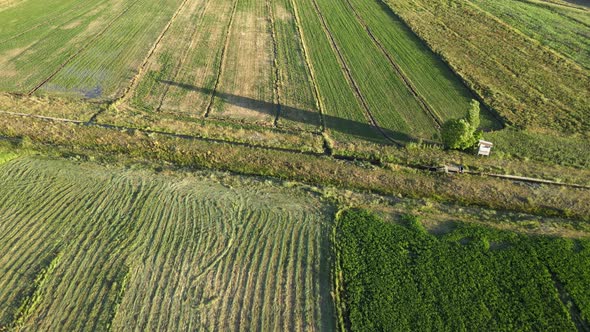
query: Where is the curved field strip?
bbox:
[0,157,335,330]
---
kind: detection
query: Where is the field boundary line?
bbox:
[155,0,214,112]
[0,110,84,124]
[26,0,145,96]
[289,0,327,133]
[343,0,442,127]
[308,0,402,146]
[203,0,240,118]
[0,109,328,156]
[266,0,283,127]
[111,0,193,108]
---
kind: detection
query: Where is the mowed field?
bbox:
[0,0,500,144]
[0,157,334,331]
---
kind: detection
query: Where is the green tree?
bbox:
[441,100,482,150]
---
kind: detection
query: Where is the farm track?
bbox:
[288,0,327,131]
[26,0,145,96]
[204,0,240,118]
[307,0,402,145]
[115,0,194,106]
[343,0,442,127]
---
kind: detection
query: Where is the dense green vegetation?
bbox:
[336,209,590,331]
[441,100,482,150]
[0,156,334,330]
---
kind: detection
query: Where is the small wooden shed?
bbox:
[478,140,493,156]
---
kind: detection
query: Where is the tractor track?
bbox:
[343,0,443,128]
[27,0,145,96]
[266,0,283,127]
[308,0,402,146]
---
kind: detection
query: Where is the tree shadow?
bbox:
[158,80,417,145]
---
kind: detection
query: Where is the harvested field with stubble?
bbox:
[0,157,335,331]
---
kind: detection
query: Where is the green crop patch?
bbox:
[335,209,590,331]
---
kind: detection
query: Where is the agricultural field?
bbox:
[0,156,335,331]
[470,0,589,69]
[335,209,590,331]
[1,0,590,330]
[1,0,504,145]
[383,0,590,135]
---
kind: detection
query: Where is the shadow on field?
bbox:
[158,80,416,145]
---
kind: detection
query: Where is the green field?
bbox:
[336,209,590,331]
[0,156,334,330]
